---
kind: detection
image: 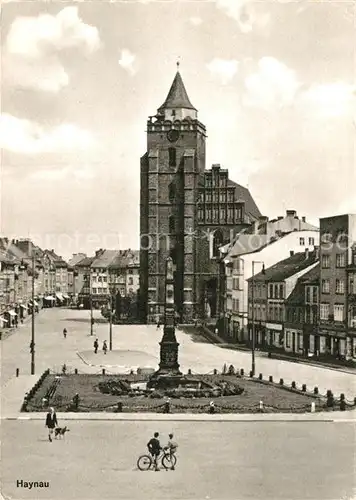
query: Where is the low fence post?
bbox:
[16,368,19,377]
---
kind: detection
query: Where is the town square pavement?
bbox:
[1,308,355,404]
[1,419,355,500]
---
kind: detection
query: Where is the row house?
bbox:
[318,214,356,360]
[284,266,319,355]
[221,210,319,342]
[247,248,319,350]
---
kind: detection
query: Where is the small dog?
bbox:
[54,426,70,439]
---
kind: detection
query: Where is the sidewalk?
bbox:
[3,409,355,422]
[193,326,356,375]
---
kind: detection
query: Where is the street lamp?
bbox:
[108,278,117,351]
[89,270,94,336]
[21,252,37,375]
[251,260,265,377]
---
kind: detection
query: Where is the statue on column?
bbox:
[148,257,182,387]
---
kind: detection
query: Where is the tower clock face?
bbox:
[167,129,179,142]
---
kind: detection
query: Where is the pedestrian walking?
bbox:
[45,407,58,442]
[63,328,67,339]
[102,340,108,355]
[94,338,99,354]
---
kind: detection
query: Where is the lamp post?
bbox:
[89,270,94,336]
[108,280,116,351]
[251,260,265,377]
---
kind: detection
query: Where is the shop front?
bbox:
[265,322,284,350]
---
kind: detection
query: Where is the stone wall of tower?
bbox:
[140,118,206,322]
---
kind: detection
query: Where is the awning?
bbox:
[0,317,8,323]
[45,296,56,301]
[56,292,64,301]
[8,310,17,317]
[20,304,28,310]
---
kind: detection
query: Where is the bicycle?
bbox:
[137,449,177,471]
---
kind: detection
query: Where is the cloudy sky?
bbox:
[1,0,355,259]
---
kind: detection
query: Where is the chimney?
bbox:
[301,216,306,223]
[290,250,294,257]
[286,210,297,217]
[277,216,283,220]
[305,248,309,259]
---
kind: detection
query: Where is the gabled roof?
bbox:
[158,71,196,111]
[91,250,120,269]
[286,265,320,306]
[76,256,95,267]
[227,179,261,220]
[248,251,319,282]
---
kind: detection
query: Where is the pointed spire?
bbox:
[158,66,196,112]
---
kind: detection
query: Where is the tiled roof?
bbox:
[76,256,95,267]
[91,250,120,268]
[227,179,261,220]
[158,71,196,111]
[286,265,320,306]
[249,251,319,282]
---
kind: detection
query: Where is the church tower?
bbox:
[140,66,207,323]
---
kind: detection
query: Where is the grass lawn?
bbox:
[23,373,323,413]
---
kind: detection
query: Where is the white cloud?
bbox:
[206,58,239,85]
[118,49,137,75]
[244,57,299,109]
[300,82,356,118]
[0,114,94,154]
[189,16,203,26]
[4,7,100,92]
[215,0,270,33]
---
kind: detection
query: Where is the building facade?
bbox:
[247,249,319,350]
[319,214,356,359]
[222,212,319,342]
[140,69,261,324]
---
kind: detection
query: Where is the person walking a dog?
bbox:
[45,407,58,442]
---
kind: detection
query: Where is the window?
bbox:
[321,279,330,294]
[220,191,226,203]
[168,148,176,167]
[336,253,346,268]
[171,110,176,118]
[274,284,279,299]
[206,191,212,203]
[198,208,204,222]
[205,176,212,188]
[128,277,133,285]
[219,176,227,187]
[334,304,344,322]
[279,284,284,299]
[169,216,175,234]
[285,331,291,348]
[320,303,330,320]
[169,184,175,203]
[269,284,274,298]
[128,269,133,275]
[213,205,219,222]
[335,279,345,294]
[306,287,311,302]
[235,206,242,221]
[227,206,234,222]
[220,207,226,221]
[92,288,97,294]
[299,237,305,246]
[312,286,318,303]
[321,254,330,268]
[233,278,240,290]
[213,191,219,203]
[228,190,234,202]
[206,208,212,221]
[308,237,315,246]
[233,299,239,312]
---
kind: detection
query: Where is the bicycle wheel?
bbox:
[162,453,177,470]
[137,454,152,471]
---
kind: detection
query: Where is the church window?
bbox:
[198,207,204,222]
[169,184,175,203]
[169,216,175,234]
[169,148,176,167]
